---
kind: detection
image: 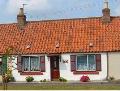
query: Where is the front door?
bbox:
[50,56,60,80]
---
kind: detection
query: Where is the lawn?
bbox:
[0,84,120,90]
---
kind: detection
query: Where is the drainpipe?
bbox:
[106,52,109,80]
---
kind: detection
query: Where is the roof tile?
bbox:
[1,17,120,54]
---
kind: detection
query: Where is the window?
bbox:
[77,54,96,71]
[22,56,40,71]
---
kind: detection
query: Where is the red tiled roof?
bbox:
[0,16,120,54]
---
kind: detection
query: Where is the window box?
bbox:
[73,71,99,74]
[20,72,43,75]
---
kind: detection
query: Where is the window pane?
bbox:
[22,57,29,71]
[30,57,40,71]
[77,55,87,71]
[88,55,96,70]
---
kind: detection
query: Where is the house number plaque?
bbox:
[63,60,68,63]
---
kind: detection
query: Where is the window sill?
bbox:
[20,72,43,75]
[73,71,99,74]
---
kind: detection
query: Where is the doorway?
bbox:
[50,56,60,80]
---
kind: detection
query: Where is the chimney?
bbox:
[102,0,110,23]
[17,8,26,28]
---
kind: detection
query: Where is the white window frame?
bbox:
[22,56,40,72]
[76,54,96,71]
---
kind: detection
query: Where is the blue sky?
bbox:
[0,0,120,24]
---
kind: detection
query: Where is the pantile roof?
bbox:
[0,16,120,54]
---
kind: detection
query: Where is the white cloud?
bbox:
[5,0,50,15]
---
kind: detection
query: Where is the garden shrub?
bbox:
[40,79,48,82]
[59,77,67,82]
[108,76,115,81]
[2,74,15,83]
[2,74,10,83]
[80,75,90,82]
[43,79,47,82]
[9,76,15,82]
[25,76,34,82]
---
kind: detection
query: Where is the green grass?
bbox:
[0,85,120,90]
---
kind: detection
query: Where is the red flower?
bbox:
[80,75,90,82]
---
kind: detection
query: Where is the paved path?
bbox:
[0,81,120,86]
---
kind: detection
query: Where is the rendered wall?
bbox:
[11,53,107,81]
[11,55,51,81]
[59,53,107,81]
[108,52,120,79]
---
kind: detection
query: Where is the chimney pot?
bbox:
[19,8,24,15]
[103,0,108,9]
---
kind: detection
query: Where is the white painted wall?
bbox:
[11,55,51,81]
[10,53,107,81]
[59,53,107,81]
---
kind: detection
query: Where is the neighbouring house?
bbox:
[0,1,120,82]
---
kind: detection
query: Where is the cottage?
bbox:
[0,0,120,81]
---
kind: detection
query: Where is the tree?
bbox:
[1,47,13,90]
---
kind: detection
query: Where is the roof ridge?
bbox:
[0,23,17,26]
[0,16,120,25]
[28,16,101,23]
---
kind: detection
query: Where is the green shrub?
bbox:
[43,79,46,82]
[2,74,15,83]
[40,79,47,82]
[9,76,15,82]
[40,80,43,82]
[59,77,67,82]
[25,76,34,82]
[2,74,9,83]
[108,76,115,81]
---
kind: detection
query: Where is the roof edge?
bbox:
[0,16,120,25]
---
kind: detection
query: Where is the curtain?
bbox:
[30,57,39,71]
[77,55,96,71]
[22,57,29,71]
[88,55,96,70]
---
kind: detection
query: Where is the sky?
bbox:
[0,0,120,24]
